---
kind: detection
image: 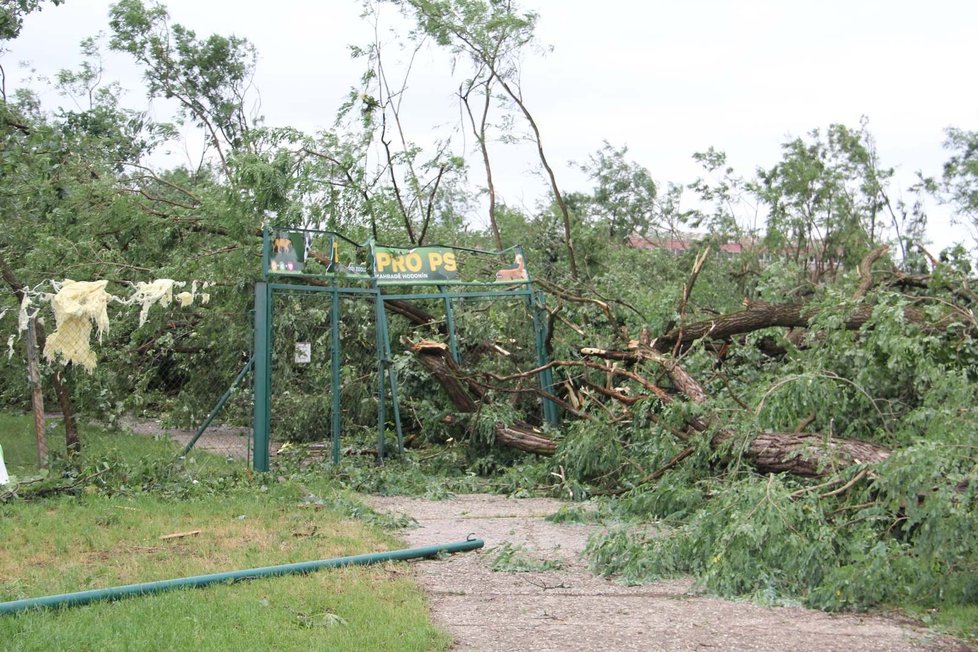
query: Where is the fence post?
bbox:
[531,291,559,427]
[25,317,47,469]
[330,287,341,464]
[253,282,272,472]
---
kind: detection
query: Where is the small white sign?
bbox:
[294,342,311,364]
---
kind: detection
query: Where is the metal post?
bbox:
[253,282,272,472]
[330,288,342,465]
[439,285,461,364]
[0,538,485,615]
[181,357,255,457]
[374,290,387,462]
[385,344,405,455]
[530,289,559,426]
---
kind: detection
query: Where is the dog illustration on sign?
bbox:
[270,234,303,273]
[495,253,527,282]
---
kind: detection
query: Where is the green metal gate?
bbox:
[252,227,557,471]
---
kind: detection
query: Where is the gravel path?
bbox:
[368,494,965,652]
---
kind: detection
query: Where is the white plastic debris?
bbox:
[129,279,184,326]
[0,444,9,485]
[17,292,31,333]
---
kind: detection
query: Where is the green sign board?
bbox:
[269,232,306,274]
[372,246,460,284]
[265,228,529,286]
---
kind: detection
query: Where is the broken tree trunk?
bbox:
[652,300,871,353]
[651,247,978,355]
[728,431,889,476]
[494,420,557,455]
[406,339,554,455]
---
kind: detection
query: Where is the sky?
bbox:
[6,0,978,251]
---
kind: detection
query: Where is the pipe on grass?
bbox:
[0,537,484,615]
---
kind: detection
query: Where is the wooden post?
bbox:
[25,317,47,470]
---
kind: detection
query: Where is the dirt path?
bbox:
[368,494,963,652]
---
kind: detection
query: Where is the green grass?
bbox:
[0,412,194,480]
[910,604,978,643]
[0,413,451,651]
[1,412,67,479]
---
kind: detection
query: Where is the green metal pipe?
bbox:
[0,538,484,616]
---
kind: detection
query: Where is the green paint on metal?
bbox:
[439,285,460,364]
[181,357,255,457]
[0,538,484,615]
[379,289,532,301]
[531,289,559,427]
[255,226,554,467]
[330,288,341,465]
[375,290,387,462]
[253,282,272,472]
[268,283,377,296]
[387,360,405,454]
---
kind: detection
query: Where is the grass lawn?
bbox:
[0,414,451,651]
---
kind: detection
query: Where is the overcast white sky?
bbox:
[6,1,978,251]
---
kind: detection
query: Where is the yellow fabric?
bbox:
[43,279,111,371]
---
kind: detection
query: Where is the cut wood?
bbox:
[160,530,201,540]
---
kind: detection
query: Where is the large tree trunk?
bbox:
[409,340,483,413]
[495,421,556,455]
[732,431,889,477]
[652,300,876,353]
[651,296,959,354]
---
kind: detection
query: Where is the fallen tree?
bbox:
[580,344,891,477]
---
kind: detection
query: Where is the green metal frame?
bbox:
[251,226,557,472]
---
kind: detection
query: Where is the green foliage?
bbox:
[108,0,259,156]
[0,0,64,41]
[757,119,894,281]
[573,141,658,239]
[941,127,978,247]
[4,3,978,637]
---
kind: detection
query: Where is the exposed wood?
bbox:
[854,245,890,299]
[494,421,556,455]
[650,298,937,354]
[406,338,484,413]
[673,248,710,356]
[719,430,889,477]
[159,530,202,540]
[25,317,47,469]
